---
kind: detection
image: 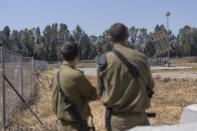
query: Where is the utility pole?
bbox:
[166,11,171,67]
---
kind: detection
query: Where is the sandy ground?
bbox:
[5,67,197,131]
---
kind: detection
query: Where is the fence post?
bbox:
[19,55,24,97]
[1,47,6,130]
[31,57,35,96]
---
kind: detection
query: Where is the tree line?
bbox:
[0,23,197,61]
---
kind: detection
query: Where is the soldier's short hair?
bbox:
[109,23,128,42]
[61,41,79,61]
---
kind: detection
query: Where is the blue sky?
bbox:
[0,0,196,36]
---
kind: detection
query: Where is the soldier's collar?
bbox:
[113,43,125,48]
[61,63,75,69]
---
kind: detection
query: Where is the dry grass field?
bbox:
[152,68,197,74]
[7,67,197,131]
[170,57,197,67]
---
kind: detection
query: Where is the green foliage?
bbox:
[73,25,95,60]
[94,30,112,55]
[173,25,197,57]
[129,26,139,48]
[0,24,197,61]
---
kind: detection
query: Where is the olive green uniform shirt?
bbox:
[97,44,154,113]
[52,64,97,122]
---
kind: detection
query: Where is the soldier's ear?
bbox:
[77,54,80,59]
[109,36,113,42]
[61,53,64,60]
[76,54,80,61]
[126,32,129,39]
[125,33,129,42]
[74,55,80,66]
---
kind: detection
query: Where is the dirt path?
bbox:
[79,67,197,78]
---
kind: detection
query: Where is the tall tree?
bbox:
[190,28,197,56]
[178,25,192,56]
[136,28,148,52]
[73,25,94,59]
[42,25,54,60]
[94,30,112,55]
[129,26,139,48]
[57,23,71,59]
[2,26,11,49]
[11,30,22,53]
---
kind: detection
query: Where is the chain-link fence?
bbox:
[0,47,48,129]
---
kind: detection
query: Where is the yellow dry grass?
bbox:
[171,62,197,68]
[8,69,57,131]
[170,57,197,67]
[7,69,197,131]
[148,76,197,125]
[152,68,197,74]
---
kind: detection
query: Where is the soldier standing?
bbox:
[52,41,97,131]
[96,23,155,131]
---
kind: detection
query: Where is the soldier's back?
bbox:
[100,44,150,112]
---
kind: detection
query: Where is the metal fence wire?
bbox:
[0,47,2,129]
[0,47,48,129]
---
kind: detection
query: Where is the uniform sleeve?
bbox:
[146,65,155,90]
[75,73,97,101]
[145,58,155,97]
[96,68,104,96]
[51,74,58,113]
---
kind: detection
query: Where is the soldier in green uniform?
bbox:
[96,23,155,131]
[51,41,97,131]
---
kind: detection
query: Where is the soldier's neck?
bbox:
[63,60,76,67]
[113,41,126,47]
